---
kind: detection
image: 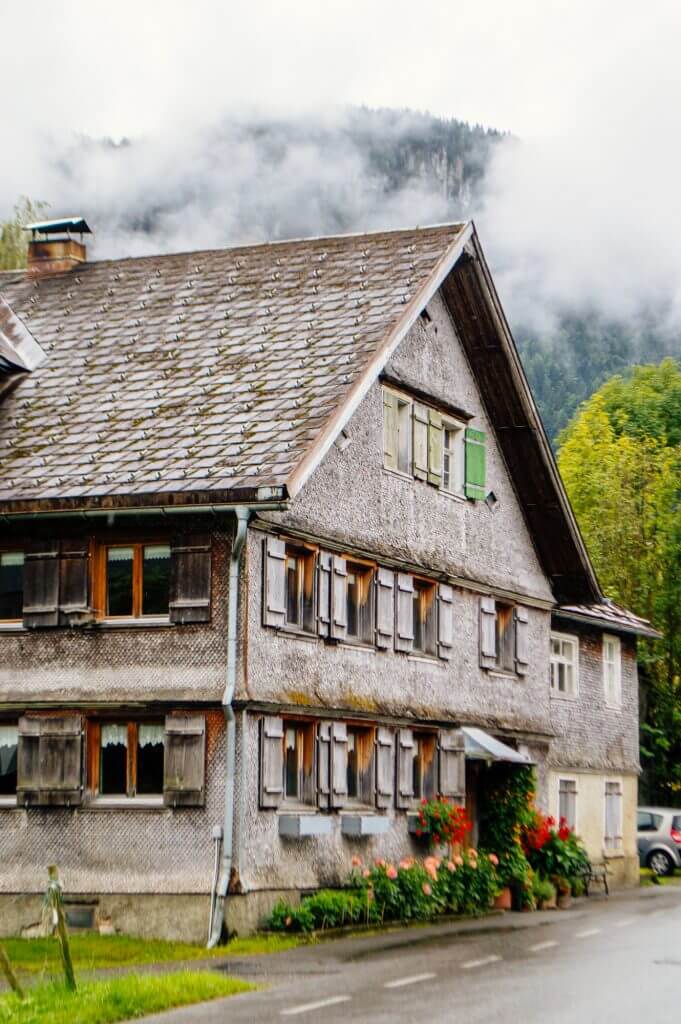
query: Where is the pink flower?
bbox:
[468,848,478,858]
[374,858,386,868]
[386,865,398,880]
[351,855,362,868]
[362,868,371,878]
[488,853,499,866]
[446,860,457,872]
[422,882,432,896]
[399,857,414,870]
[454,855,464,867]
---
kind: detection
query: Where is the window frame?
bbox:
[411,576,438,657]
[604,779,624,852]
[440,416,466,498]
[0,721,18,806]
[94,540,171,623]
[550,631,580,699]
[344,558,375,646]
[383,386,413,477]
[411,730,438,803]
[603,634,622,709]
[282,543,317,635]
[494,602,516,673]
[345,723,376,807]
[87,718,166,805]
[557,776,578,832]
[281,718,317,808]
[0,550,24,626]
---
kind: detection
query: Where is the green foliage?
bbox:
[412,798,472,847]
[478,764,536,887]
[0,198,48,271]
[268,889,376,933]
[2,934,229,975]
[532,875,556,906]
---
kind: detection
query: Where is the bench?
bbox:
[578,860,610,897]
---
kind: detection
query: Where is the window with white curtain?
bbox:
[604,780,623,851]
[558,778,577,831]
[550,633,579,697]
[97,720,164,798]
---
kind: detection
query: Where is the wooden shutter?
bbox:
[515,606,529,676]
[396,728,414,809]
[479,596,497,669]
[375,567,395,649]
[317,552,332,638]
[59,539,91,624]
[23,540,59,628]
[413,402,429,481]
[437,583,454,660]
[262,535,286,628]
[464,427,486,500]
[395,573,414,653]
[427,409,443,486]
[163,714,206,806]
[169,534,212,624]
[438,729,465,802]
[330,555,348,641]
[258,715,284,809]
[17,715,83,806]
[383,389,398,471]
[330,722,348,808]
[375,727,394,809]
[317,721,331,809]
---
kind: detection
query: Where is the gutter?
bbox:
[208,505,250,947]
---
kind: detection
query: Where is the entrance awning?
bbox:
[462,727,534,765]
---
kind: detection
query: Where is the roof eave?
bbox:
[552,607,662,641]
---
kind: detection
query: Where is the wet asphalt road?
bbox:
[136,886,681,1023]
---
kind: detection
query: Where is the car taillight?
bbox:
[671,828,681,844]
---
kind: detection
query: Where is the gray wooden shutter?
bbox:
[465,428,486,500]
[375,567,395,649]
[169,534,212,624]
[383,389,398,471]
[437,583,454,660]
[259,715,283,809]
[330,555,348,641]
[413,402,429,481]
[427,409,443,486]
[330,721,348,808]
[317,721,331,809]
[59,539,91,624]
[395,573,414,653]
[479,595,497,669]
[262,535,286,628]
[23,540,59,628]
[317,552,332,638]
[396,728,414,809]
[17,716,83,806]
[163,714,206,806]
[515,606,529,676]
[375,727,394,809]
[438,729,465,802]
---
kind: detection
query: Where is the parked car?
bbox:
[637,806,681,875]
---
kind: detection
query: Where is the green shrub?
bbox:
[532,874,556,905]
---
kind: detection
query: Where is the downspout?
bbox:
[208,505,250,947]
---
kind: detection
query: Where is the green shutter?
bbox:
[427,409,443,486]
[465,427,486,500]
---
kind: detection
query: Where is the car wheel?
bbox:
[647,849,674,876]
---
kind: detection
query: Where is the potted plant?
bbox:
[532,874,557,910]
[554,876,572,909]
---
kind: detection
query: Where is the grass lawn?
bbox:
[639,867,681,887]
[0,971,254,1024]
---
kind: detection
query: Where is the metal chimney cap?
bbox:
[24,217,92,237]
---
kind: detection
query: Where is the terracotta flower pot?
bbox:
[494,886,512,910]
[557,891,572,910]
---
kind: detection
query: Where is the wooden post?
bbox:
[0,945,24,1000]
[45,865,77,992]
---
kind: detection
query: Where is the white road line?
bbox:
[575,928,602,938]
[614,918,635,927]
[384,972,436,989]
[530,940,559,952]
[461,955,501,969]
[281,996,351,1016]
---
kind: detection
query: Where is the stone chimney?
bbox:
[25,217,92,277]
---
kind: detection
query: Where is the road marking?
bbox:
[614,918,635,928]
[530,940,559,952]
[461,955,501,969]
[281,996,351,1016]
[384,972,436,989]
[575,928,601,938]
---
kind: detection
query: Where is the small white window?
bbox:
[558,778,577,831]
[603,635,622,707]
[604,780,623,851]
[383,389,412,475]
[550,633,579,698]
[441,420,465,496]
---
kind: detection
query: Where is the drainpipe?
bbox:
[208,505,250,947]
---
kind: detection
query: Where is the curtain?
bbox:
[138,723,164,748]
[101,723,128,748]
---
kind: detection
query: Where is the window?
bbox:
[441,420,465,496]
[603,635,622,707]
[284,545,316,632]
[558,778,577,831]
[637,811,662,832]
[412,578,437,656]
[495,603,515,672]
[383,389,412,475]
[0,724,18,798]
[346,562,374,644]
[604,781,623,851]
[283,720,316,804]
[550,633,579,697]
[346,726,374,804]
[0,552,23,621]
[412,733,438,801]
[94,721,165,799]
[101,543,170,619]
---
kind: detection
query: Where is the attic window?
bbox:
[383,388,412,475]
[0,552,23,621]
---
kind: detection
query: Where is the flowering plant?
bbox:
[414,797,472,848]
[521,812,589,881]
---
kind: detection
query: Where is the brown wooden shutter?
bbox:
[169,534,212,624]
[383,389,398,471]
[438,729,465,802]
[163,714,206,806]
[479,596,497,669]
[395,573,414,653]
[317,552,332,637]
[330,721,348,808]
[317,721,331,809]
[413,402,429,481]
[437,583,454,660]
[515,606,529,676]
[262,536,286,628]
[259,715,283,809]
[59,539,91,625]
[375,727,394,809]
[375,567,395,649]
[396,728,414,809]
[330,555,347,641]
[23,540,59,628]
[427,409,443,486]
[17,715,83,806]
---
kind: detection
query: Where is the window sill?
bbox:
[97,617,172,629]
[338,641,376,654]
[603,848,624,859]
[439,489,467,504]
[487,670,518,681]
[382,466,414,483]
[0,623,25,633]
[277,628,318,644]
[0,797,18,808]
[408,653,440,665]
[88,796,164,809]
[605,703,623,712]
[550,691,580,702]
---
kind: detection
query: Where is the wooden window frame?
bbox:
[411,730,438,803]
[412,576,438,657]
[345,723,376,807]
[550,632,579,699]
[383,386,413,477]
[0,550,24,625]
[283,543,317,635]
[93,540,171,621]
[344,557,375,645]
[441,416,466,497]
[494,602,516,672]
[282,718,317,807]
[87,718,165,802]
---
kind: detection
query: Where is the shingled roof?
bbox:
[0,224,465,511]
[554,601,661,640]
